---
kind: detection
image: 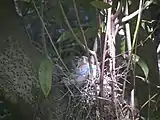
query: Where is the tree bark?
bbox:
[0,0,68,120]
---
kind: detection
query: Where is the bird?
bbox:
[75,56,97,86]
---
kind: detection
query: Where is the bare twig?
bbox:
[32,0,70,74]
[121,0,154,23]
[40,0,48,56]
[72,0,93,76]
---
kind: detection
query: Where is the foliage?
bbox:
[90,1,112,9]
[132,54,149,81]
[39,56,53,98]
[4,0,160,119]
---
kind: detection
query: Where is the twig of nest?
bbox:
[61,56,139,120]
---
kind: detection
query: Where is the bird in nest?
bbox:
[63,56,99,87]
[75,56,98,86]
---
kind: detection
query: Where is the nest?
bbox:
[62,56,139,120]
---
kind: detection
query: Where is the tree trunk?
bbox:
[0,0,68,120]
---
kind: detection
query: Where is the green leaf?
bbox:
[120,39,126,55]
[39,56,53,98]
[57,28,80,43]
[84,27,97,39]
[19,0,30,2]
[132,54,149,79]
[101,22,105,33]
[90,1,112,9]
[57,31,72,43]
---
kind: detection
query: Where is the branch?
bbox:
[112,0,122,20]
[40,0,48,56]
[72,0,93,75]
[58,0,85,49]
[121,0,153,23]
[32,0,71,74]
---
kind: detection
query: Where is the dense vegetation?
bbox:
[0,0,160,120]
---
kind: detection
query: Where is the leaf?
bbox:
[101,22,105,33]
[132,54,149,79]
[39,56,53,98]
[120,39,126,55]
[84,27,97,39]
[57,31,72,43]
[90,1,112,9]
[19,0,30,2]
[57,28,80,43]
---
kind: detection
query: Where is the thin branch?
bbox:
[125,0,132,56]
[72,0,93,75]
[121,0,153,23]
[122,0,132,100]
[58,0,85,49]
[140,93,158,110]
[59,0,97,56]
[32,0,71,74]
[112,0,122,21]
[40,0,48,56]
[131,0,143,51]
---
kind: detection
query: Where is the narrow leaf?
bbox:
[39,56,53,98]
[57,31,72,42]
[19,0,30,2]
[120,39,126,56]
[57,28,80,42]
[84,27,97,39]
[137,58,149,79]
[132,54,149,79]
[90,1,112,9]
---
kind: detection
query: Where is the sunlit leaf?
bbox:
[120,39,126,55]
[132,54,149,79]
[101,22,105,33]
[39,56,53,98]
[90,1,112,9]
